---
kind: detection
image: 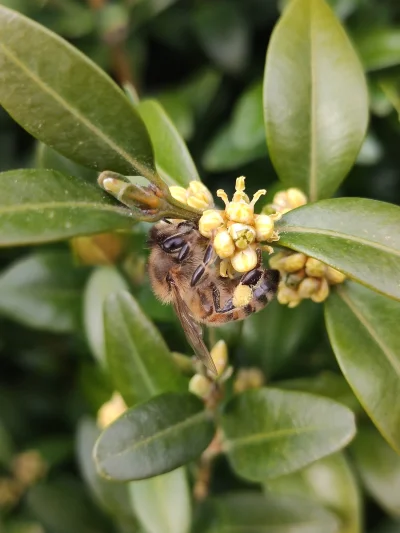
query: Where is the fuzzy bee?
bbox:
[148,219,279,374]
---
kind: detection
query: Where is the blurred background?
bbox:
[0,0,400,532]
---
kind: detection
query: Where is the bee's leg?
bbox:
[190,243,216,287]
[210,283,235,313]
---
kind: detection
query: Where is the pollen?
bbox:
[232,284,253,308]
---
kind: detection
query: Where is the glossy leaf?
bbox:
[0,251,86,333]
[352,27,400,72]
[35,142,97,183]
[83,267,129,366]
[352,426,400,518]
[76,418,133,519]
[0,169,135,246]
[240,298,322,375]
[231,81,265,150]
[137,100,199,187]
[0,5,156,180]
[379,77,400,119]
[221,388,356,482]
[129,468,191,533]
[325,281,400,452]
[264,0,368,200]
[204,492,339,533]
[104,291,186,406]
[266,453,361,533]
[0,421,13,466]
[94,392,215,481]
[276,197,400,301]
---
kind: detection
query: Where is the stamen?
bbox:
[217,189,230,207]
[250,189,267,207]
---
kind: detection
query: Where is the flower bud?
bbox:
[210,340,228,376]
[214,230,235,259]
[232,284,253,308]
[12,451,47,488]
[281,252,307,273]
[199,209,225,238]
[269,252,287,270]
[231,246,258,272]
[285,268,306,288]
[189,374,213,399]
[228,223,256,249]
[169,186,188,205]
[254,214,274,241]
[188,181,214,209]
[305,257,326,278]
[226,202,254,224]
[311,277,330,303]
[326,266,346,285]
[234,368,264,394]
[298,277,320,299]
[187,196,210,210]
[97,392,127,429]
[277,284,301,307]
[71,233,125,266]
[286,188,307,209]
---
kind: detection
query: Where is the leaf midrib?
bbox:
[309,0,318,202]
[0,40,152,179]
[102,410,208,461]
[0,200,130,216]
[279,225,400,257]
[336,286,400,377]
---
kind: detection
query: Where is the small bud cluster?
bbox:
[197,177,280,276]
[266,187,307,214]
[233,367,265,394]
[266,187,345,307]
[169,181,215,211]
[270,252,346,307]
[189,340,232,400]
[97,391,127,429]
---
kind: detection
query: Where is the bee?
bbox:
[148,219,279,374]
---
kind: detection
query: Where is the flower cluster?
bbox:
[266,188,346,307]
[194,177,280,275]
[169,181,215,211]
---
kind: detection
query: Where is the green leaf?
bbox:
[379,77,400,119]
[83,267,129,366]
[221,387,356,482]
[0,251,86,333]
[137,100,199,187]
[240,298,322,375]
[276,197,400,301]
[76,418,134,519]
[325,281,400,452]
[0,421,13,467]
[104,291,187,406]
[193,1,250,75]
[0,5,156,180]
[35,142,97,183]
[203,492,339,533]
[0,169,135,247]
[352,425,400,518]
[231,81,265,151]
[352,27,400,72]
[264,0,368,200]
[129,468,191,533]
[27,478,107,533]
[266,453,361,533]
[203,124,267,172]
[94,392,215,481]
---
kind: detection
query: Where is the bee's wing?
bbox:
[170,283,217,375]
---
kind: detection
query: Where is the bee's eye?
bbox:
[161,235,185,253]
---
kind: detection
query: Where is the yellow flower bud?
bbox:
[269,252,287,270]
[326,266,346,285]
[169,185,188,205]
[298,277,320,299]
[285,268,306,288]
[97,392,127,429]
[187,196,210,210]
[12,451,47,488]
[219,259,235,278]
[213,230,235,259]
[254,214,274,241]
[210,340,228,376]
[188,181,214,209]
[232,284,253,308]
[189,374,212,399]
[286,188,307,209]
[311,277,330,303]
[199,209,225,238]
[234,368,264,394]
[228,223,256,249]
[226,202,254,224]
[231,246,258,272]
[277,284,301,307]
[281,252,307,273]
[305,257,326,278]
